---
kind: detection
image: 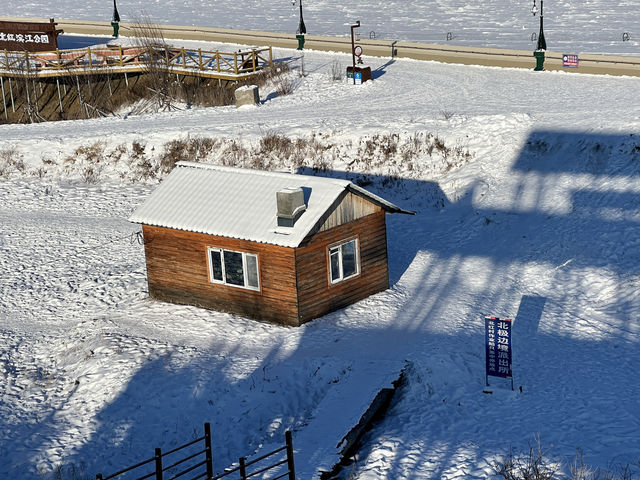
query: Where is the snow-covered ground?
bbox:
[3,0,640,55]
[2,13,640,480]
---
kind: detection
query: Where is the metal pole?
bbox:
[9,77,15,112]
[536,0,546,51]
[204,423,213,479]
[285,431,296,480]
[350,21,360,85]
[56,77,63,113]
[239,457,247,480]
[154,448,164,480]
[298,0,306,34]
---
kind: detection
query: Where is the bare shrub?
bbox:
[0,146,24,178]
[131,18,175,111]
[159,139,190,173]
[259,131,293,157]
[440,109,455,120]
[265,61,295,96]
[492,436,558,480]
[129,140,156,181]
[275,76,295,96]
[81,166,100,184]
[158,137,217,173]
[71,142,106,165]
[330,59,343,81]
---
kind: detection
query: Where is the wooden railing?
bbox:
[213,431,295,480]
[95,425,296,480]
[0,45,272,77]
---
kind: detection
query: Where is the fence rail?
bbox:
[0,45,273,79]
[95,425,295,480]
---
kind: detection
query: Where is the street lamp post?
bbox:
[111,0,120,38]
[293,0,306,50]
[533,0,546,70]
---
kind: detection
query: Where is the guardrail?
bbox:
[95,424,296,480]
[0,45,272,79]
[96,423,214,480]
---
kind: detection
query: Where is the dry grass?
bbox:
[0,146,25,178]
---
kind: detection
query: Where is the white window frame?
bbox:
[207,247,260,291]
[328,238,360,285]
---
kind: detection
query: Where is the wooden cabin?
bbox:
[129,162,414,326]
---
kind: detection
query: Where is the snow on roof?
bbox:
[129,162,412,248]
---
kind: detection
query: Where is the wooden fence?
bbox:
[0,45,273,79]
[95,424,296,480]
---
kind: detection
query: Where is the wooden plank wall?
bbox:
[317,192,381,233]
[295,211,390,323]
[142,225,301,326]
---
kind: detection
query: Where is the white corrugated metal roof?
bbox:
[129,162,411,248]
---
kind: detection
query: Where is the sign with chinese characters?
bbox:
[0,20,62,52]
[562,54,579,68]
[485,316,512,380]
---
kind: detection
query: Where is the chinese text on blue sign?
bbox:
[485,317,512,382]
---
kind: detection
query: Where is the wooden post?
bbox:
[57,49,61,70]
[1,77,7,121]
[239,457,247,480]
[234,52,238,74]
[198,49,203,70]
[56,77,63,113]
[216,52,220,72]
[182,47,187,68]
[204,423,213,479]
[87,47,92,72]
[285,431,296,480]
[154,448,164,480]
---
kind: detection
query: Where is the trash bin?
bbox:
[296,34,305,50]
[533,50,545,71]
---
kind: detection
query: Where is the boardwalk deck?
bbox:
[0,44,273,80]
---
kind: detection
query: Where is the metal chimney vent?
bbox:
[276,187,306,227]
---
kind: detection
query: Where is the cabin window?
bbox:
[328,238,359,284]
[207,247,260,291]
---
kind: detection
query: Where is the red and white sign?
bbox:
[354,45,363,57]
[562,54,579,68]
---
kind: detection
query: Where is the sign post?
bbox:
[485,316,513,390]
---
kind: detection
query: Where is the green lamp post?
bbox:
[292,0,306,50]
[533,0,546,71]
[111,0,120,38]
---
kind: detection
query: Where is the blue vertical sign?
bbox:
[485,317,513,387]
